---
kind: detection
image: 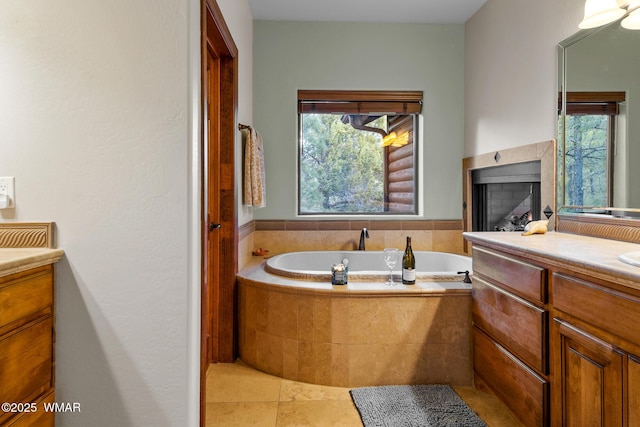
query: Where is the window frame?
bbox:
[297,90,422,216]
[560,91,625,208]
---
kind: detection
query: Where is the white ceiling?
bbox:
[247,0,488,24]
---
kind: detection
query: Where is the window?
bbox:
[298,90,422,215]
[559,92,624,207]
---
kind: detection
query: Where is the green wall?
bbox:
[253,21,464,220]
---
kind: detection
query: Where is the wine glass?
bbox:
[382,248,399,286]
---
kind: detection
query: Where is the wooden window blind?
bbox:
[298,90,423,115]
[560,91,625,115]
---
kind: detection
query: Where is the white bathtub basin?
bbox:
[265,250,472,281]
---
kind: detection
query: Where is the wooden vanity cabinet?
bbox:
[469,238,640,427]
[471,246,550,427]
[0,265,55,427]
[551,272,640,427]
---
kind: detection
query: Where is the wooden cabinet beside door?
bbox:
[0,265,56,427]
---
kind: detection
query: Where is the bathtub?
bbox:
[265,250,472,282]
[237,250,474,388]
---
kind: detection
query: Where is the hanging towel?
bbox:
[243,128,266,207]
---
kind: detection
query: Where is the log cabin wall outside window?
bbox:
[297,90,422,215]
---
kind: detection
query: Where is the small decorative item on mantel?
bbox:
[522,219,549,236]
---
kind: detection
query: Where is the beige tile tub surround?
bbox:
[239,221,256,269]
[237,260,472,388]
[251,219,465,256]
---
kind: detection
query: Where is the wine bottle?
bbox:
[402,236,416,284]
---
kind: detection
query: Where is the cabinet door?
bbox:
[630,355,640,427]
[554,319,623,427]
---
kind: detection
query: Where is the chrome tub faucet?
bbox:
[358,228,369,250]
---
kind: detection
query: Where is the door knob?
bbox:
[209,222,222,231]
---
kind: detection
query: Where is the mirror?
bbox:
[557,16,640,217]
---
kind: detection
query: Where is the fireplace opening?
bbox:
[472,161,541,232]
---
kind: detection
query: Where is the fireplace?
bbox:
[472,161,541,232]
[462,140,556,252]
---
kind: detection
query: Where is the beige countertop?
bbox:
[0,248,65,278]
[463,231,640,290]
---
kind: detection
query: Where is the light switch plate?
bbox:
[0,177,15,208]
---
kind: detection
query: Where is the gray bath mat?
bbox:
[350,384,487,427]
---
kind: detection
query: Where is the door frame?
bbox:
[200,0,238,424]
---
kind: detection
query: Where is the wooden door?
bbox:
[201,1,238,425]
[202,0,237,364]
[554,319,624,426]
[205,45,221,365]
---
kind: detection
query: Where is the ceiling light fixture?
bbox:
[579,0,626,28]
[579,0,640,29]
[622,1,640,28]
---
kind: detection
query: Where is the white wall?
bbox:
[464,0,584,157]
[0,0,253,425]
[252,21,465,220]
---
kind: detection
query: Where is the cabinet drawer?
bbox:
[0,317,53,426]
[0,266,53,333]
[6,390,55,427]
[473,276,548,374]
[474,327,548,427]
[553,273,640,346]
[473,246,547,303]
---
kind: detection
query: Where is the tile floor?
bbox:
[206,360,522,426]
